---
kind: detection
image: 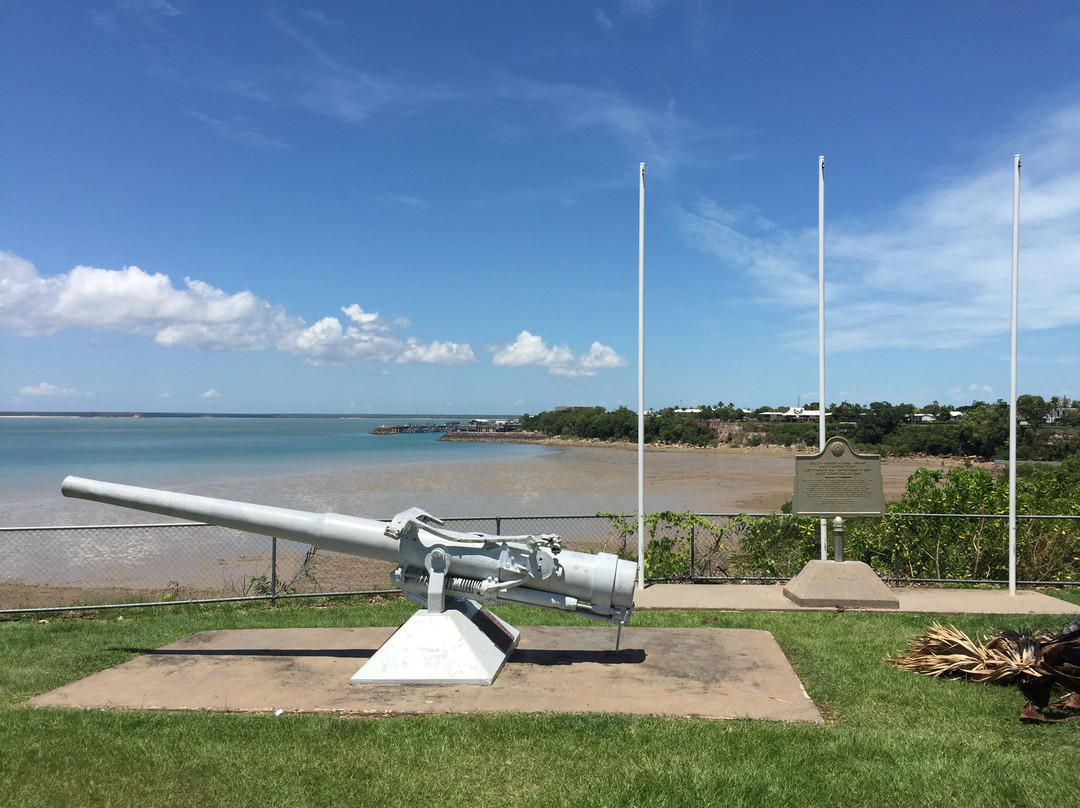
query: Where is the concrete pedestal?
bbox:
[350,601,520,686]
[783,559,899,609]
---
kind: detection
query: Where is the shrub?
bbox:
[728,513,818,578]
[599,510,726,580]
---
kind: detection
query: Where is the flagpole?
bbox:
[1009,154,1020,596]
[818,155,828,560]
[637,162,646,590]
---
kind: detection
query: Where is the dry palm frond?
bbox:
[889,619,1080,723]
[887,623,1044,683]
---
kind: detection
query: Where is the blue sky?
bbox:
[3,1,1080,415]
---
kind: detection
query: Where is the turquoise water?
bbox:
[0,416,552,501]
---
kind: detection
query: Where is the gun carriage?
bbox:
[62,476,636,685]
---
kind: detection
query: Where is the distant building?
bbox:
[758,407,829,422]
[906,411,964,423]
[1046,407,1077,425]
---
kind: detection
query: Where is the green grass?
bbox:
[2,596,1078,807]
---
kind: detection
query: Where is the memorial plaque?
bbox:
[792,436,885,518]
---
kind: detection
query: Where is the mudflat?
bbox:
[248,444,969,519]
[9,444,972,527]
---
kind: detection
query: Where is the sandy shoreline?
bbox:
[2,443,973,527]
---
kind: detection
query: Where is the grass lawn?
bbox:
[2,592,1079,807]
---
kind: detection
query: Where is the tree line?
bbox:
[520,406,715,447]
[521,395,1080,461]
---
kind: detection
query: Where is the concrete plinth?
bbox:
[783,559,899,609]
[350,602,519,686]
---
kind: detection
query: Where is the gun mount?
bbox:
[61,476,636,685]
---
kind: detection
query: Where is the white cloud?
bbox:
[622,0,665,14]
[949,383,996,402]
[200,388,221,399]
[492,73,693,173]
[382,194,430,211]
[186,110,291,151]
[18,382,88,398]
[398,338,476,365]
[579,341,629,372]
[262,7,696,171]
[492,330,628,377]
[269,9,408,124]
[676,101,1080,354]
[0,253,475,368]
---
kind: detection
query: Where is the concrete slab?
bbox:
[635,583,1080,614]
[27,626,822,723]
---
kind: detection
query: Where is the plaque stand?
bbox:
[831,515,845,562]
[783,559,899,609]
[786,438,898,609]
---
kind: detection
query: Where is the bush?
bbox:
[600,511,726,580]
[728,513,818,578]
[726,464,1080,583]
[842,466,1080,582]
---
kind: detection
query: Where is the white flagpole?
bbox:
[637,162,646,590]
[1009,154,1021,596]
[818,155,828,560]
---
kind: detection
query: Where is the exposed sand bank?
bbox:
[6,444,975,527]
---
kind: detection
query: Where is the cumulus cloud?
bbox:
[199,388,221,399]
[675,102,1080,354]
[0,254,475,368]
[491,330,628,377]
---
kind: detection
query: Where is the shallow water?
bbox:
[0,416,955,527]
[0,416,554,526]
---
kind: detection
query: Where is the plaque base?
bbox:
[783,560,899,609]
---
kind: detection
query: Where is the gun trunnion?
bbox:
[61,475,636,685]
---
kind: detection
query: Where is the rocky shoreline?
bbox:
[438,430,547,443]
[438,430,994,465]
[438,430,805,454]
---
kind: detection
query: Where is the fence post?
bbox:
[689,522,696,582]
[496,516,502,535]
[270,535,278,607]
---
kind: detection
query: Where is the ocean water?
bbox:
[0,416,553,514]
[0,417,564,588]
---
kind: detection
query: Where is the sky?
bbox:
[3,1,1080,415]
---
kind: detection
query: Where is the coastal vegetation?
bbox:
[740,459,1080,583]
[3,598,1079,806]
[522,395,1080,461]
[520,406,716,447]
[614,458,1080,584]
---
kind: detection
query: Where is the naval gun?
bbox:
[61,475,636,685]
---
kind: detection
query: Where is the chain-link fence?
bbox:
[3,512,1078,613]
[0,522,390,612]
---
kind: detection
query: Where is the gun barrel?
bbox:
[61,475,400,562]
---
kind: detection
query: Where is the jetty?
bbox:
[371,418,525,436]
[369,422,452,435]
